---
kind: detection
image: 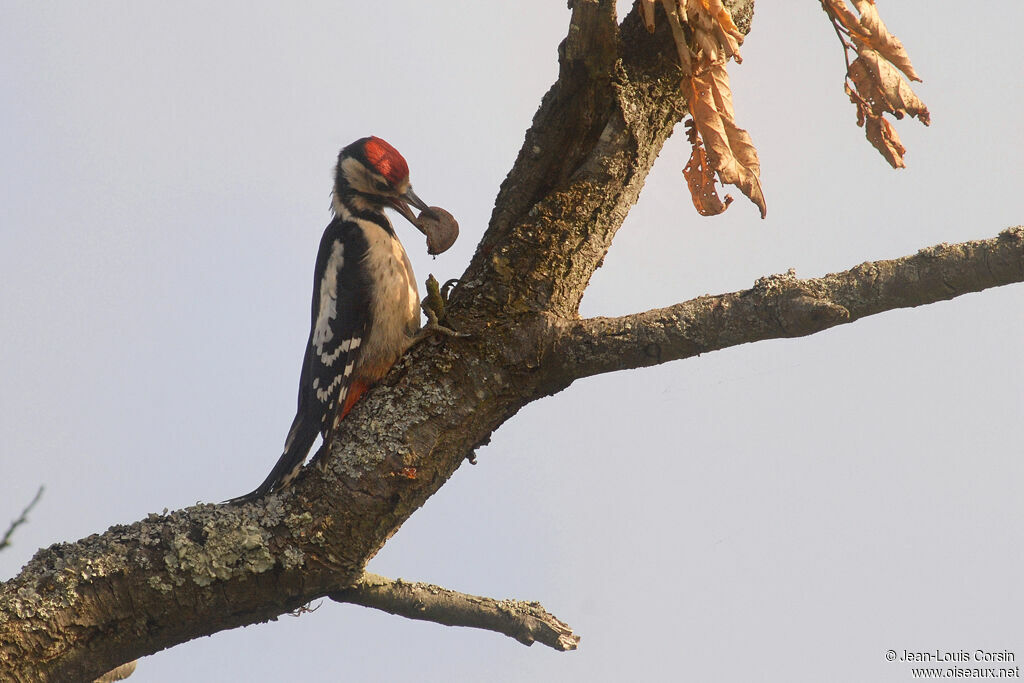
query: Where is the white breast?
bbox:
[356,218,420,370]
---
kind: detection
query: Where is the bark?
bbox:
[2,1,1022,681]
[559,228,1024,379]
[330,573,579,651]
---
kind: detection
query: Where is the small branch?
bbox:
[559,227,1024,379]
[820,0,856,73]
[94,661,137,682]
[0,486,44,552]
[330,573,580,652]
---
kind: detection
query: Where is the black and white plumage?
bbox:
[230,137,435,502]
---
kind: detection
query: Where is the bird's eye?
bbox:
[373,179,390,193]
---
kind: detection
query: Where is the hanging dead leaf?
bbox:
[822,0,920,80]
[821,0,928,167]
[864,114,907,168]
[645,0,760,217]
[846,79,908,168]
[688,65,766,218]
[850,0,920,81]
[821,0,869,40]
[703,0,742,37]
[697,0,744,62]
[683,120,734,216]
[853,47,929,123]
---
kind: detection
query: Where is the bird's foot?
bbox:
[414,308,469,344]
[417,274,468,343]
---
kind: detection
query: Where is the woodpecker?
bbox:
[231,137,439,502]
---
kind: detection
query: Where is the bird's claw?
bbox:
[415,308,469,344]
[418,274,468,343]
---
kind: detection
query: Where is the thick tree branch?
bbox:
[453,1,755,320]
[555,227,1024,380]
[330,573,579,652]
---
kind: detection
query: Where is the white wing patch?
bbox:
[313,349,360,403]
[312,240,344,360]
[315,372,346,403]
[319,336,360,367]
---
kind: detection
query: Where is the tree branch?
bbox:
[93,662,136,683]
[453,1,755,320]
[556,227,1024,380]
[0,486,44,553]
[11,4,1015,680]
[330,573,579,652]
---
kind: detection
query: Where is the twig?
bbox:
[821,0,855,74]
[330,572,580,652]
[0,486,44,552]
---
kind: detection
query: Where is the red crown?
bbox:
[363,137,409,185]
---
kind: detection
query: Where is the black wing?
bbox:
[228,218,370,502]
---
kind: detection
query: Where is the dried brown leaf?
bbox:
[692,28,722,63]
[648,0,757,217]
[683,124,734,216]
[821,0,868,39]
[853,48,930,123]
[713,26,742,63]
[684,1,715,39]
[846,76,908,168]
[825,1,929,167]
[851,0,920,81]
[864,114,907,168]
[689,65,766,217]
[704,0,742,38]
[704,0,743,61]
[678,0,742,63]
[844,81,868,126]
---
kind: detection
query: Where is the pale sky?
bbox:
[2,3,1022,682]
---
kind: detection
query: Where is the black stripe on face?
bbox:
[348,206,393,233]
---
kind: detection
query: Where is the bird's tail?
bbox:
[225,414,319,504]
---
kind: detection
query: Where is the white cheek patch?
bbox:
[340,157,388,196]
[340,157,369,191]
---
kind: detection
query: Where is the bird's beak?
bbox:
[390,187,437,234]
